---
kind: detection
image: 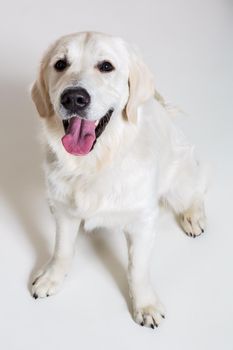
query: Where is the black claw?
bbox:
[189,233,193,237]
[193,234,196,238]
[32,281,35,286]
[46,294,49,297]
[201,228,204,233]
[150,324,154,329]
[33,293,38,299]
[161,314,165,319]
[152,316,159,328]
[140,322,144,326]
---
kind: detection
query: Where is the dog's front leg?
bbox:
[125,215,165,328]
[32,205,81,299]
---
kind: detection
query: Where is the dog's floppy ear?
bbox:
[31,60,53,118]
[126,49,154,123]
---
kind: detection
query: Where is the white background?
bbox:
[0,1,232,349]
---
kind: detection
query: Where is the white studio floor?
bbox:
[0,1,232,349]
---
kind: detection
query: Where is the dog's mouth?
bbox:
[61,109,114,156]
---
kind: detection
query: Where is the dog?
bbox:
[31,31,207,329]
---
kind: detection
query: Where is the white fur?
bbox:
[31,32,207,329]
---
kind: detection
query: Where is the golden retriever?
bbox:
[31,31,207,329]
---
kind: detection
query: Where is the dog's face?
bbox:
[32,32,154,156]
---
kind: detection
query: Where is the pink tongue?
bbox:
[61,117,96,156]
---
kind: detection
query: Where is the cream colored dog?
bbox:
[31,32,207,329]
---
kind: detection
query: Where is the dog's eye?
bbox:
[97,61,115,73]
[54,59,68,72]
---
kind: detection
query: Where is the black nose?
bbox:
[60,87,91,113]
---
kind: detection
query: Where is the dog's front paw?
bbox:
[133,302,165,329]
[31,260,67,299]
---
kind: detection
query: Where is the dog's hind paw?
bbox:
[179,200,206,238]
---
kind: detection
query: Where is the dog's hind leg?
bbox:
[162,154,208,238]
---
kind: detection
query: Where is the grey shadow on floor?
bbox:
[0,79,51,289]
[87,228,132,314]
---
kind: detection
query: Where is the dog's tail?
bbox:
[154,88,186,117]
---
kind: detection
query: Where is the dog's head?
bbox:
[31,32,154,156]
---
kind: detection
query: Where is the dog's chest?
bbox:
[72,166,146,216]
[48,155,156,223]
